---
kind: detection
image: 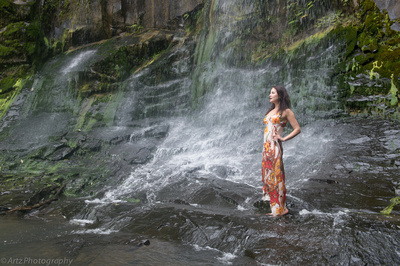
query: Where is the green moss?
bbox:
[0,1,47,119]
[0,0,12,9]
[102,92,121,127]
[0,73,18,94]
[0,43,18,57]
[75,97,95,131]
[389,74,399,107]
[84,118,98,131]
[91,34,172,81]
[343,26,357,58]
[330,0,400,120]
[0,76,31,119]
[40,0,70,34]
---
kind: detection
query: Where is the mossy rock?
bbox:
[92,32,173,81]
[330,0,400,120]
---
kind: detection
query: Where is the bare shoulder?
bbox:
[282,108,295,119]
[283,108,294,115]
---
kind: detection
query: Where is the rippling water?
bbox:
[1,116,399,265]
[5,76,398,264]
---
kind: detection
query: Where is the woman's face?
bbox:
[269,88,279,104]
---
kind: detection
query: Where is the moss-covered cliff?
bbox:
[0,0,203,119]
[337,0,400,120]
[2,0,400,121]
[0,0,203,211]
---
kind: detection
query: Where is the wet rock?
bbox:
[63,237,86,255]
[109,135,131,145]
[26,185,59,206]
[139,239,150,246]
[91,32,174,81]
[109,141,155,165]
[218,192,239,206]
[244,249,256,259]
[208,165,240,178]
[373,0,400,31]
[130,147,153,165]
[63,131,87,145]
[144,124,170,139]
[28,145,62,160]
[209,165,228,178]
[90,127,135,144]
[349,136,371,144]
[173,199,190,205]
[157,223,170,231]
[42,0,203,49]
[253,200,271,212]
[81,139,102,152]
[0,206,11,215]
[27,131,89,161]
[310,178,339,184]
[185,166,203,173]
[50,147,76,161]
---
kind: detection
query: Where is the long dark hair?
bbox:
[265,85,291,116]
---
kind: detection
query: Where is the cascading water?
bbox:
[0,49,99,151]
[76,0,339,207]
[65,1,399,265]
[1,1,400,265]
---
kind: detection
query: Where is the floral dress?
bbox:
[262,112,287,215]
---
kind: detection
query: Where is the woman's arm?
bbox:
[273,109,301,142]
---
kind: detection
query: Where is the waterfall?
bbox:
[73,0,342,235]
[2,1,400,265]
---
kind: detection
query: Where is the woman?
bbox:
[262,85,301,216]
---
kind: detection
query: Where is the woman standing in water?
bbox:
[262,85,301,216]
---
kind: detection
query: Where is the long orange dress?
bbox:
[262,112,287,215]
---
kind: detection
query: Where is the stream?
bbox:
[1,116,400,265]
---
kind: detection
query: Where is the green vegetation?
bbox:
[0,1,47,120]
[91,33,172,81]
[381,196,400,215]
[251,0,400,120]
[334,0,400,119]
[128,23,144,34]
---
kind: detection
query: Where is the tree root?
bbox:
[8,184,66,213]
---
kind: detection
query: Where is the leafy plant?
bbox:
[389,74,399,106]
[381,196,400,215]
[129,23,143,34]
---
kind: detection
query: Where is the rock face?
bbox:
[45,0,204,47]
[373,0,400,30]
[373,0,400,19]
[0,0,204,127]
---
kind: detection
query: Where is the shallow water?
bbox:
[1,117,399,265]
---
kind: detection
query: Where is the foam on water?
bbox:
[84,198,125,204]
[72,228,117,235]
[217,252,237,265]
[299,209,349,218]
[192,245,237,265]
[70,219,95,226]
